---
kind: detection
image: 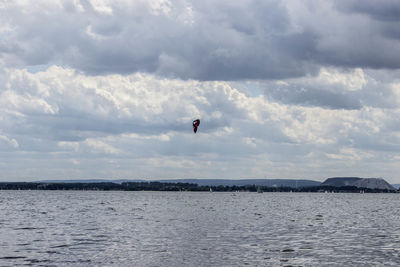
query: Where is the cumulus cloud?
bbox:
[1,0,399,80]
[0,66,399,181]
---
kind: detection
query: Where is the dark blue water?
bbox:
[0,191,399,266]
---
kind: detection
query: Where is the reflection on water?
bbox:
[0,191,399,266]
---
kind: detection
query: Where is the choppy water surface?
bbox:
[0,191,399,266]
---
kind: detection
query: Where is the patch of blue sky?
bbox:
[229,81,264,97]
[26,64,52,73]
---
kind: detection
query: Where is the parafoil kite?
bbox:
[193,119,200,133]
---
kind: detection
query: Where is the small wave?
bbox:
[281,249,295,253]
[0,256,27,259]
[94,234,109,238]
[13,227,42,230]
[50,244,70,248]
[17,243,31,246]
[27,259,51,264]
[84,228,100,231]
[40,250,60,254]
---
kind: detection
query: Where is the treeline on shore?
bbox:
[0,181,397,193]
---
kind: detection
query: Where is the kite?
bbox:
[193,119,200,133]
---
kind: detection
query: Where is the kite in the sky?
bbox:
[193,119,200,133]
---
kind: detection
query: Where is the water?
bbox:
[0,191,399,266]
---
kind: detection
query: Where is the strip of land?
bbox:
[0,180,397,193]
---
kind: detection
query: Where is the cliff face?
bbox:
[321,177,396,190]
[353,178,396,190]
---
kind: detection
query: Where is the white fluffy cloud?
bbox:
[0,66,399,182]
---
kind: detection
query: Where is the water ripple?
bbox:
[0,191,399,266]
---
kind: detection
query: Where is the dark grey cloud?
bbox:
[9,0,400,80]
[69,0,319,80]
[266,86,362,110]
[335,0,400,22]
[304,0,400,70]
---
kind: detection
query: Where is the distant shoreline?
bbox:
[0,181,397,193]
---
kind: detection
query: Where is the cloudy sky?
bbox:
[1,0,400,183]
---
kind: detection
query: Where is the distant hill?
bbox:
[159,179,321,188]
[392,184,400,190]
[321,177,396,190]
[36,179,144,184]
[36,178,321,188]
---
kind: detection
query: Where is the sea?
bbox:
[0,191,399,266]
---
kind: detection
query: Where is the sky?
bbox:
[0,0,400,183]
